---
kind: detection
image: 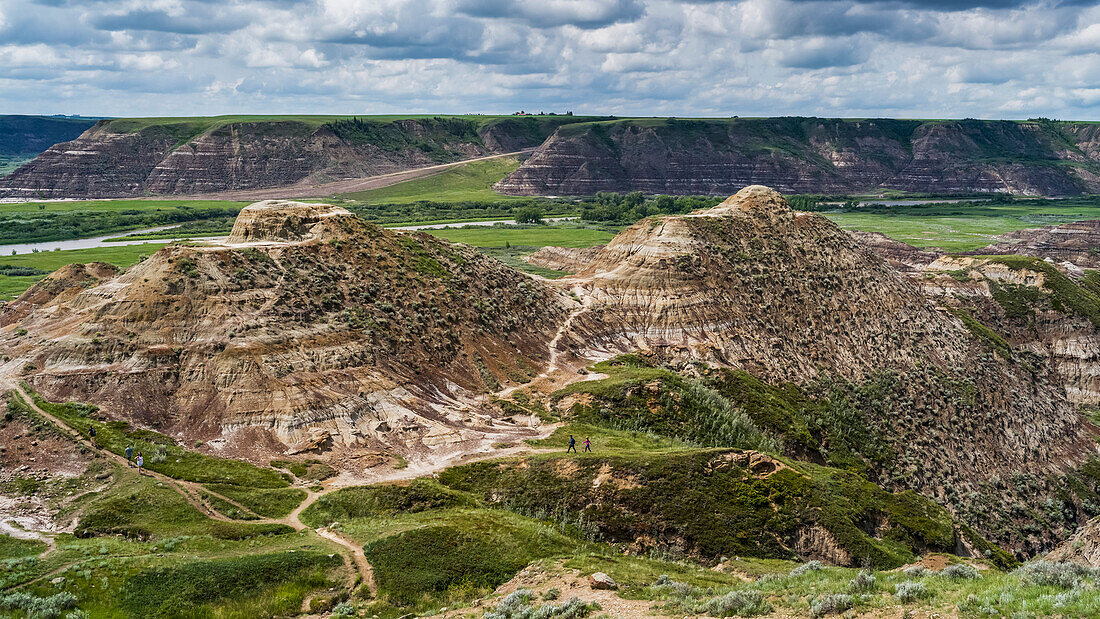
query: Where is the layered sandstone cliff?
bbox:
[0,116,581,198]
[0,202,571,456]
[542,186,1099,554]
[496,118,1100,196]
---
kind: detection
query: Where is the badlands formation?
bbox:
[3,187,1099,557]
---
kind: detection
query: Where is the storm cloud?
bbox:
[1,0,1098,119]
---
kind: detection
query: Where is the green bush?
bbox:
[0,591,78,618]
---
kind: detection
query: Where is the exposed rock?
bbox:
[588,572,617,590]
[496,118,1100,196]
[524,246,604,273]
[1046,516,1100,567]
[0,201,570,456]
[970,219,1100,270]
[545,185,1098,554]
[0,116,584,199]
[226,200,354,243]
[846,231,941,272]
[795,525,854,566]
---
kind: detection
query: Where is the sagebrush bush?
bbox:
[1014,561,1096,588]
[695,590,771,617]
[848,570,876,592]
[330,601,355,617]
[810,593,852,617]
[0,591,79,618]
[941,563,979,579]
[485,590,602,619]
[895,581,929,602]
[790,560,824,576]
[902,565,928,578]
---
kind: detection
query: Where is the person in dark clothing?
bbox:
[583,437,591,452]
[567,435,577,453]
[125,445,134,467]
[88,425,96,448]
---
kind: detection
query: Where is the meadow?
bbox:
[823,197,1100,251]
[0,243,167,300]
[340,156,525,204]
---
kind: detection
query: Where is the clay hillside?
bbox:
[496,117,1100,196]
[528,186,1100,554]
[0,201,571,457]
[0,115,590,198]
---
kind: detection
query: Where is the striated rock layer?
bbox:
[552,186,1099,555]
[496,118,1100,196]
[0,202,571,457]
[0,116,581,198]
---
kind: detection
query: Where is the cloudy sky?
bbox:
[2,0,1100,119]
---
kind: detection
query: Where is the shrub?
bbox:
[1014,561,1096,588]
[330,601,356,617]
[895,581,929,602]
[0,591,79,618]
[542,588,561,601]
[696,590,771,617]
[941,563,979,579]
[902,565,928,578]
[848,570,876,592]
[485,589,602,619]
[810,593,852,617]
[790,560,824,576]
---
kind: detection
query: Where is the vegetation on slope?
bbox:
[979,255,1100,327]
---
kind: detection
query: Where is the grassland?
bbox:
[823,198,1100,250]
[341,156,524,204]
[424,225,614,248]
[0,243,167,300]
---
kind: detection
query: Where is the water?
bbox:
[390,217,577,231]
[0,225,190,256]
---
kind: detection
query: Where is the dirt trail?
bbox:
[497,287,592,400]
[166,149,534,201]
[5,379,562,601]
[4,383,236,523]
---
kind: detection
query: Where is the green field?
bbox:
[341,156,524,204]
[0,243,167,300]
[823,199,1100,251]
[423,225,614,248]
[0,198,247,214]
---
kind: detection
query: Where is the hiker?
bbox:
[125,445,133,467]
[567,435,577,453]
[584,437,591,453]
[136,452,144,474]
[88,425,96,448]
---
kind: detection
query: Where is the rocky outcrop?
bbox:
[0,116,584,198]
[0,202,571,457]
[971,220,1100,270]
[496,118,1100,196]
[226,200,353,243]
[524,245,604,273]
[917,255,1100,406]
[547,186,1098,555]
[1047,516,1100,567]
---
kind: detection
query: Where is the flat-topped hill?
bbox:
[495,117,1100,196]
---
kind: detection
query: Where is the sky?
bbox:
[2,0,1100,119]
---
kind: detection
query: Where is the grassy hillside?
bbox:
[4,376,1098,618]
[341,156,524,203]
[0,115,96,158]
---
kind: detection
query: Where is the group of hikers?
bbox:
[566,435,591,453]
[87,426,145,473]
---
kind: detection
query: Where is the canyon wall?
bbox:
[496,118,1100,196]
